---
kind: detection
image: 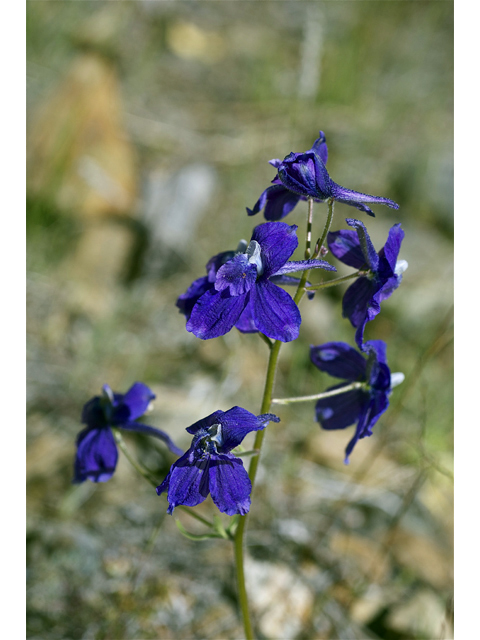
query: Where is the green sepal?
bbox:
[175,519,223,541]
[226,514,240,537]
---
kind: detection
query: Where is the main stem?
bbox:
[233,198,335,639]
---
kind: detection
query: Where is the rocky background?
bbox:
[27,2,453,639]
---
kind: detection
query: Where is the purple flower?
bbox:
[247,131,399,220]
[327,218,407,348]
[156,407,279,515]
[310,341,403,463]
[182,222,336,342]
[74,383,183,483]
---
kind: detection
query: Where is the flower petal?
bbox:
[121,383,156,421]
[344,390,389,463]
[250,280,301,342]
[378,223,404,273]
[121,422,183,456]
[73,427,118,483]
[215,254,257,296]
[327,229,366,269]
[263,186,301,221]
[345,219,379,271]
[277,151,319,197]
[218,406,273,452]
[159,452,211,514]
[310,342,367,381]
[311,131,328,165]
[206,250,236,282]
[246,185,270,217]
[81,396,107,429]
[185,410,225,435]
[176,276,212,320]
[272,258,336,276]
[186,288,249,340]
[251,222,298,277]
[208,453,252,516]
[330,181,399,215]
[342,277,381,328]
[234,298,259,333]
[315,387,369,431]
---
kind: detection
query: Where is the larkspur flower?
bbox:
[247,131,399,220]
[310,340,404,463]
[182,221,336,342]
[74,383,183,483]
[156,407,280,515]
[327,218,407,348]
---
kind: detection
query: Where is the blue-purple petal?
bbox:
[185,410,225,435]
[345,219,379,271]
[121,382,156,421]
[342,277,381,328]
[378,223,404,273]
[251,222,298,277]
[121,421,183,456]
[315,387,369,431]
[73,427,118,483]
[278,152,319,197]
[215,254,257,296]
[186,289,249,340]
[81,397,107,429]
[217,406,273,452]
[159,451,211,514]
[311,131,328,165]
[327,229,366,269]
[176,276,212,320]
[234,298,259,333]
[250,280,301,342]
[263,186,302,221]
[330,181,399,213]
[310,342,367,381]
[272,258,336,276]
[208,453,252,515]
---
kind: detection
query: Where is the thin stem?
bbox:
[113,429,158,488]
[305,270,367,292]
[178,506,216,529]
[272,381,365,405]
[316,197,335,258]
[233,338,282,640]
[304,197,314,259]
[232,196,337,640]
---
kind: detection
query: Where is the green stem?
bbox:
[178,506,216,529]
[272,381,365,405]
[316,197,335,258]
[233,338,282,640]
[113,430,158,488]
[232,198,335,639]
[304,197,314,259]
[305,269,367,292]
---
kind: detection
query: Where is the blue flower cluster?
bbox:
[74,130,406,513]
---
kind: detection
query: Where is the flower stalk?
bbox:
[232,197,335,639]
[272,381,366,405]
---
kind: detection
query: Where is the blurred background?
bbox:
[27,2,453,639]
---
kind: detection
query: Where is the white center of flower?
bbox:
[245,240,264,275]
[207,423,224,447]
[390,372,405,388]
[394,259,408,276]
